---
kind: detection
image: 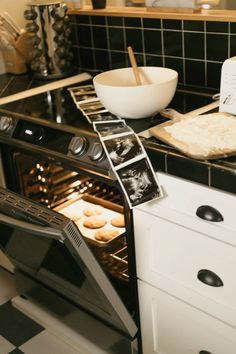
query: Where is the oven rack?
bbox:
[110,245,129,280]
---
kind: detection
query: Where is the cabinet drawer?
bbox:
[138,280,236,354]
[137,173,236,237]
[134,210,236,324]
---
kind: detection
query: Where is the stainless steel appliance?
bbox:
[0,85,140,353]
[24,0,73,79]
[0,78,220,353]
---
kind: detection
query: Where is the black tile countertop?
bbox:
[1,72,236,196]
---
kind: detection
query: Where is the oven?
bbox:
[0,90,140,354]
[0,77,221,354]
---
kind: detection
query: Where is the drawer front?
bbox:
[138,280,236,354]
[134,209,236,316]
[137,172,236,234]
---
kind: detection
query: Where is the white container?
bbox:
[219,56,236,115]
[93,67,178,119]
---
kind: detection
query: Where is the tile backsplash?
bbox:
[70,14,236,90]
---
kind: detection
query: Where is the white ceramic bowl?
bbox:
[93,66,178,119]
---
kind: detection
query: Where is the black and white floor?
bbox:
[0,267,87,354]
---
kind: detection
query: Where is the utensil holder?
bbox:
[24,0,74,79]
[0,32,33,74]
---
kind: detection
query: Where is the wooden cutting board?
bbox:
[149,104,236,160]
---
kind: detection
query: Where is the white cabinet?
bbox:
[138,280,236,354]
[134,173,236,354]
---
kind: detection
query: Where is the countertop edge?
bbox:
[68,6,236,22]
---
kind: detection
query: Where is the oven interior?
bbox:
[1,150,135,316]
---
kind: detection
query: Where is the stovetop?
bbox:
[0,77,216,135]
[1,73,236,195]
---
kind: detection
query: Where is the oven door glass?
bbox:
[0,187,137,338]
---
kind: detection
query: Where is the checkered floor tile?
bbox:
[0,301,44,350]
[0,267,86,354]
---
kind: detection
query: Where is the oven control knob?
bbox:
[0,116,13,132]
[68,136,87,156]
[89,142,105,162]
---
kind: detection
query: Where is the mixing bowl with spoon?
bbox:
[93,49,178,119]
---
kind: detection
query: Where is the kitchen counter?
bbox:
[68,6,236,22]
[0,72,236,196]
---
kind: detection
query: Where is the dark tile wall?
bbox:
[70,15,236,90]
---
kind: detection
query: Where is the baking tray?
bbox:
[54,194,126,248]
[149,107,236,160]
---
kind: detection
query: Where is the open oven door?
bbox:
[0,187,137,339]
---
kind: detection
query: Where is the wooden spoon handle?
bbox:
[127,46,141,85]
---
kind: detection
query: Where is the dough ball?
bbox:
[95,228,119,242]
[111,215,125,228]
[70,215,81,221]
[83,205,103,217]
[83,216,107,229]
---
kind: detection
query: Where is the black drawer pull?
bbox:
[196,205,223,222]
[197,269,223,287]
[199,351,213,354]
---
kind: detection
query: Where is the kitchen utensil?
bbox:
[0,29,15,49]
[93,66,178,119]
[160,99,219,120]
[149,101,236,160]
[0,28,33,74]
[0,16,18,40]
[127,46,142,86]
[3,12,23,36]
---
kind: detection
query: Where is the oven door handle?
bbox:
[0,212,63,240]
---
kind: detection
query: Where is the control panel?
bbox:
[0,112,110,171]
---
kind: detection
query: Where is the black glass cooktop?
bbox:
[0,80,216,136]
[1,74,236,195]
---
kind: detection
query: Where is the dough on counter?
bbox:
[83,205,103,217]
[111,215,125,228]
[83,216,107,229]
[163,113,236,157]
[95,228,119,242]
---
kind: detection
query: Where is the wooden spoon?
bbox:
[127,46,142,85]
